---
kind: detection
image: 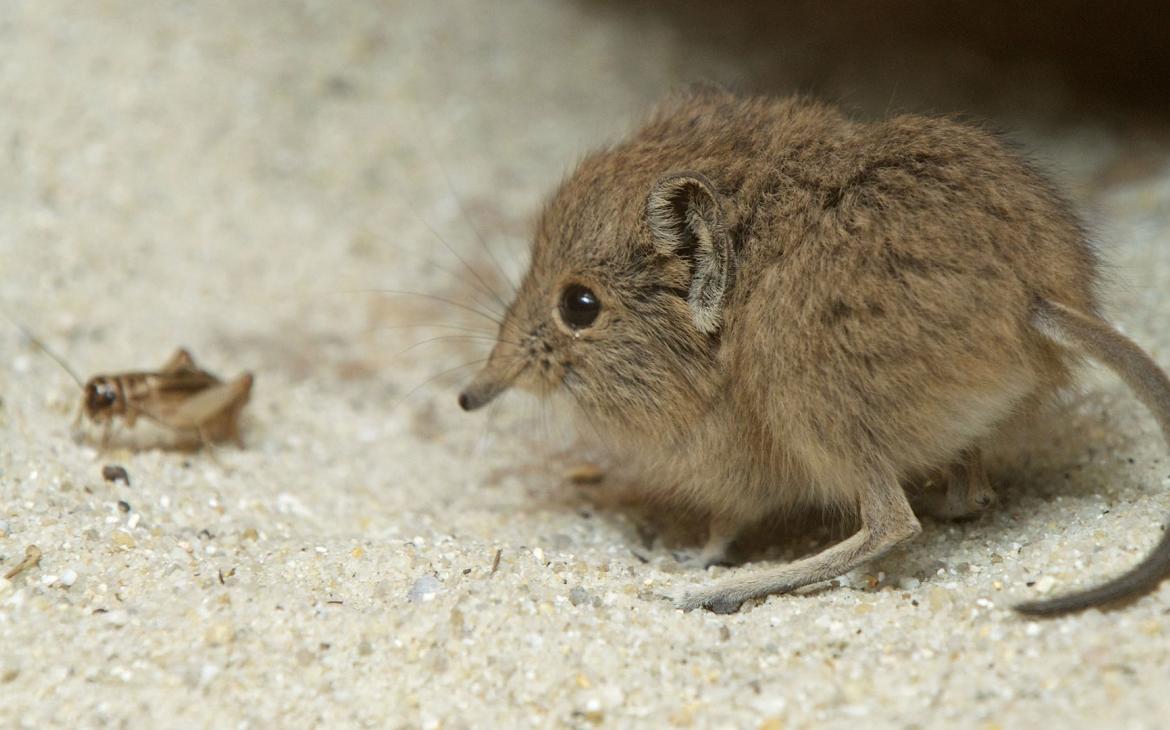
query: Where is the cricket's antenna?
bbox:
[0,310,85,389]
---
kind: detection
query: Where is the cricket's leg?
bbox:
[71,404,87,443]
[197,425,226,468]
[673,468,920,613]
[219,399,248,448]
[167,373,253,435]
[224,374,253,448]
[98,421,113,452]
[159,348,197,374]
[165,373,250,465]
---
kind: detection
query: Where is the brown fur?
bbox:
[459,87,1170,614]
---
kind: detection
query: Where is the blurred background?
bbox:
[3,0,1168,386]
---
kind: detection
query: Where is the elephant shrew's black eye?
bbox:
[559,284,601,329]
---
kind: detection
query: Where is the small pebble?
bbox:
[358,640,373,656]
[117,500,131,513]
[204,622,236,646]
[3,544,42,580]
[101,465,130,486]
[112,531,136,549]
[0,520,9,537]
[242,528,259,541]
[408,575,442,603]
[1035,576,1057,594]
[566,463,605,485]
[60,569,78,587]
[199,664,219,685]
[569,586,591,606]
[104,609,129,626]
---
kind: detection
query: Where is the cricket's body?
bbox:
[80,348,253,449]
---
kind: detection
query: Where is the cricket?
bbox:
[7,317,253,451]
[75,347,254,450]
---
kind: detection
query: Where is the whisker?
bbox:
[382,159,511,311]
[362,322,499,337]
[362,324,523,350]
[390,354,525,413]
[538,391,553,480]
[563,385,618,462]
[471,396,504,469]
[389,358,489,412]
[422,257,508,318]
[410,214,510,314]
[338,288,503,326]
[413,108,518,298]
[393,334,516,359]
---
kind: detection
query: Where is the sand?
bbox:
[2,1,1169,728]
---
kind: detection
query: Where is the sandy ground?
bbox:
[2,2,1170,728]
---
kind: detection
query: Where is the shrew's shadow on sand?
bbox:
[524,381,1155,599]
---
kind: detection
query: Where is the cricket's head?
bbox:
[459,151,733,434]
[83,376,121,421]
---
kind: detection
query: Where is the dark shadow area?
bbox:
[532,386,1155,599]
[581,0,1170,126]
